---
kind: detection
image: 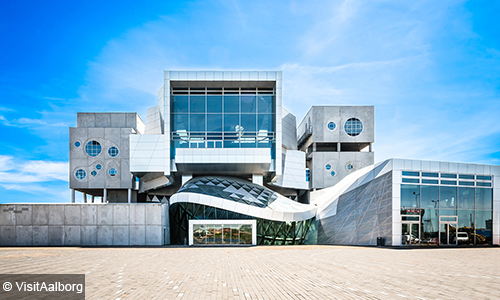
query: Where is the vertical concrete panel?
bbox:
[33,206,49,225]
[130,226,146,245]
[49,206,65,225]
[130,205,146,225]
[97,205,113,225]
[146,226,162,245]
[97,226,113,245]
[0,226,16,246]
[64,226,81,246]
[32,226,49,246]
[48,226,64,245]
[146,205,161,225]
[16,226,33,246]
[113,226,129,245]
[64,205,81,225]
[15,206,32,225]
[0,205,15,225]
[82,205,97,225]
[113,205,129,225]
[81,226,97,246]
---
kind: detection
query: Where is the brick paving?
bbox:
[0,245,499,299]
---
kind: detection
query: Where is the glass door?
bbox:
[439,216,458,245]
[402,223,420,245]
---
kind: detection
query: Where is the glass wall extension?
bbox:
[192,222,254,245]
[171,87,275,151]
[401,181,493,246]
[170,202,316,246]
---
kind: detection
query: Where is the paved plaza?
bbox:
[0,245,499,299]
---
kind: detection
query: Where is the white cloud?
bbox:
[0,156,68,183]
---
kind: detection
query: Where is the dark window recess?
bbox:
[315,143,338,152]
[340,143,370,152]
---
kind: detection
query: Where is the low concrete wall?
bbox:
[0,204,169,246]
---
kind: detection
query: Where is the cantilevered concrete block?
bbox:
[0,206,15,226]
[15,206,32,225]
[33,206,49,225]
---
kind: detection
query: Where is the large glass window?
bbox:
[190,95,205,113]
[420,185,439,208]
[458,187,474,209]
[241,114,256,132]
[439,186,457,209]
[224,114,239,132]
[173,114,188,131]
[257,114,272,131]
[257,95,273,113]
[173,95,188,112]
[476,188,492,210]
[421,209,438,245]
[207,96,222,113]
[207,114,222,132]
[224,95,239,113]
[190,114,205,132]
[475,210,492,245]
[401,184,419,208]
[241,95,256,113]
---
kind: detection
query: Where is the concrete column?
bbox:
[71,189,75,203]
[312,142,316,152]
[91,195,95,203]
[182,175,192,185]
[369,143,373,152]
[252,174,263,185]
[128,188,132,204]
[103,189,107,203]
[83,193,87,203]
[337,142,341,152]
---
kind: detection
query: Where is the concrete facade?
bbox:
[297,106,375,190]
[0,204,168,246]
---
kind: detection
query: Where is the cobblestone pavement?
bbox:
[0,245,499,299]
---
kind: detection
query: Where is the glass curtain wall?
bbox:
[193,223,253,245]
[171,87,275,153]
[401,183,493,246]
[170,202,315,246]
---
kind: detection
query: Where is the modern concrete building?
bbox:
[0,70,498,247]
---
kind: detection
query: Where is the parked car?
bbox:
[455,232,469,244]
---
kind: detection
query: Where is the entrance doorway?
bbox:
[401,214,420,246]
[439,216,458,245]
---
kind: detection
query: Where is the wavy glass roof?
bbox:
[177,176,278,208]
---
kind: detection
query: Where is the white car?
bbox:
[456,232,469,244]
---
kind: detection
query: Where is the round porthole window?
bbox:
[85,140,102,157]
[327,122,336,131]
[75,169,86,180]
[108,146,119,157]
[109,168,117,177]
[346,164,354,171]
[325,164,332,170]
[330,171,336,176]
[74,141,81,147]
[344,118,363,136]
[91,170,97,176]
[96,164,102,170]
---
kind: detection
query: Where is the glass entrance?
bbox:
[439,216,458,245]
[402,223,420,245]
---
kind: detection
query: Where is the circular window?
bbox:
[108,146,119,157]
[346,164,354,171]
[109,168,118,177]
[75,169,86,180]
[91,170,97,176]
[96,164,102,170]
[330,171,336,176]
[327,122,336,131]
[85,140,102,157]
[74,141,81,147]
[325,164,331,170]
[344,118,363,136]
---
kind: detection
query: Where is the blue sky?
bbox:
[1,0,499,203]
